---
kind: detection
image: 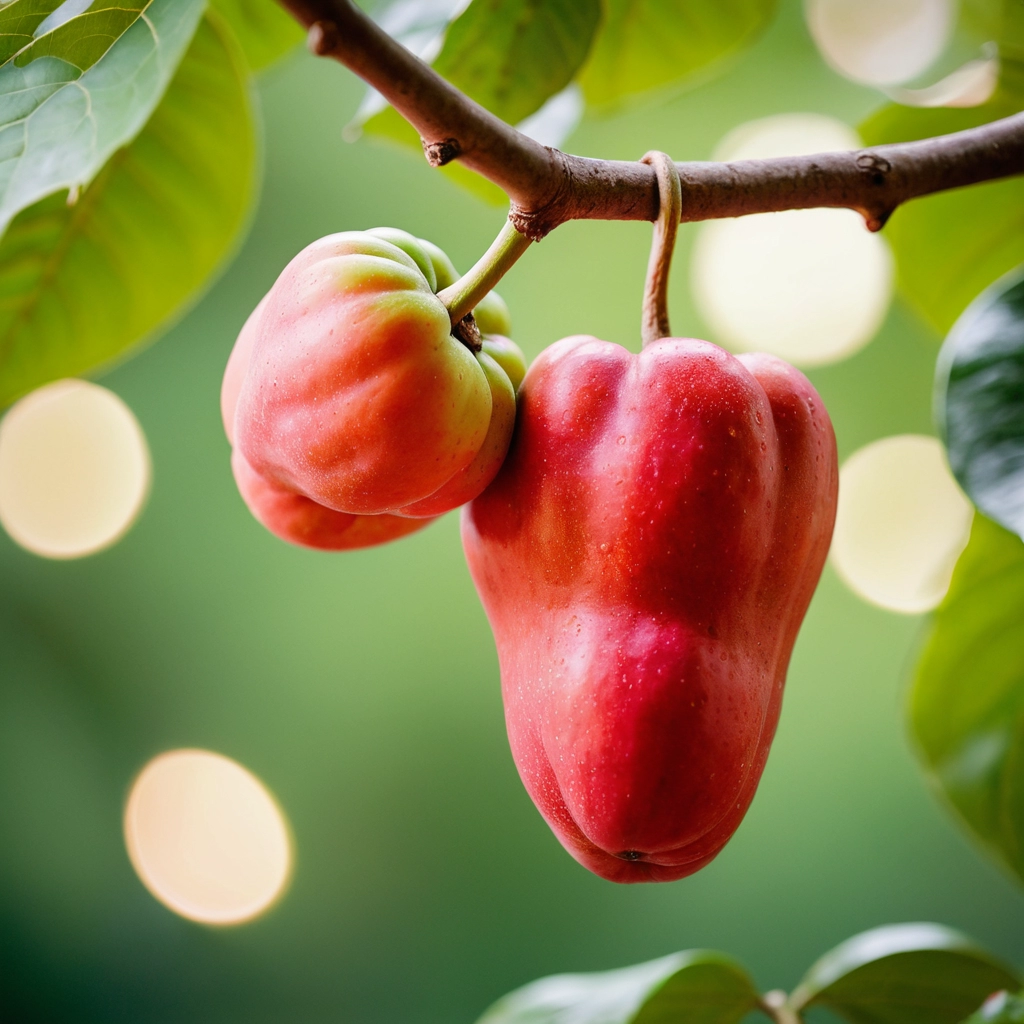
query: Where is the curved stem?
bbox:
[640,151,682,347]
[759,991,803,1024]
[438,220,532,325]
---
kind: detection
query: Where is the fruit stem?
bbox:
[640,150,682,348]
[758,991,803,1024]
[439,219,532,325]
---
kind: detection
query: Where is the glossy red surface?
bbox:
[462,336,838,882]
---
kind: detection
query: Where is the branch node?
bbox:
[424,138,462,167]
[856,151,893,186]
[508,206,550,241]
[864,208,892,232]
[307,20,339,57]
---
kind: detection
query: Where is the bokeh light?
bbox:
[888,51,998,108]
[691,114,893,367]
[124,749,292,926]
[0,379,151,558]
[830,435,973,614]
[805,0,954,86]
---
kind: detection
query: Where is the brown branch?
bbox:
[279,0,1024,240]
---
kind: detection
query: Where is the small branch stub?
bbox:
[640,151,682,348]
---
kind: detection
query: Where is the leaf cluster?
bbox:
[0,0,301,407]
[475,923,1019,1024]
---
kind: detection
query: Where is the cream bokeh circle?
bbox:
[712,111,861,162]
[692,114,893,367]
[805,0,954,86]
[831,435,973,614]
[0,379,150,558]
[125,749,293,926]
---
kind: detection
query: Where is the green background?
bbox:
[1,2,1020,1020]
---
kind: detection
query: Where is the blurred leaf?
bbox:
[434,0,601,124]
[361,103,509,206]
[353,0,590,203]
[937,269,1024,538]
[963,991,1024,1022]
[351,0,477,131]
[860,53,1024,334]
[0,0,204,238]
[0,12,257,406]
[476,951,759,1024]
[961,0,1024,57]
[209,0,303,70]
[910,514,1024,886]
[578,0,778,109]
[789,922,1019,1024]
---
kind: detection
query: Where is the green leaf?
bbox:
[789,922,1019,1024]
[937,268,1024,538]
[476,951,759,1024]
[352,0,591,203]
[0,0,205,237]
[910,513,1024,885]
[962,991,1024,1023]
[578,0,778,109]
[434,0,601,124]
[0,11,258,406]
[14,0,149,71]
[860,54,1024,334]
[208,0,303,70]
[0,0,64,66]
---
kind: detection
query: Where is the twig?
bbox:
[277,0,1024,240]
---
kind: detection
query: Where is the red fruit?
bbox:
[461,336,838,882]
[231,449,432,551]
[222,297,435,550]
[231,232,516,517]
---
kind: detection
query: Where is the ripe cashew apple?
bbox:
[222,228,525,549]
[461,336,838,882]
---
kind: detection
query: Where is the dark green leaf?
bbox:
[0,0,64,66]
[476,951,759,1024]
[14,0,149,71]
[578,0,778,109]
[860,51,1024,334]
[0,11,258,405]
[0,0,204,237]
[209,0,303,70]
[937,268,1024,538]
[434,0,601,124]
[962,991,1024,1023]
[910,514,1024,885]
[789,922,1019,1024]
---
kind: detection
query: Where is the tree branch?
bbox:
[278,0,1024,240]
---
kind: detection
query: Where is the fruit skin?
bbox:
[231,449,432,550]
[461,336,838,883]
[223,301,434,550]
[481,336,527,392]
[228,230,519,523]
[473,290,512,337]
